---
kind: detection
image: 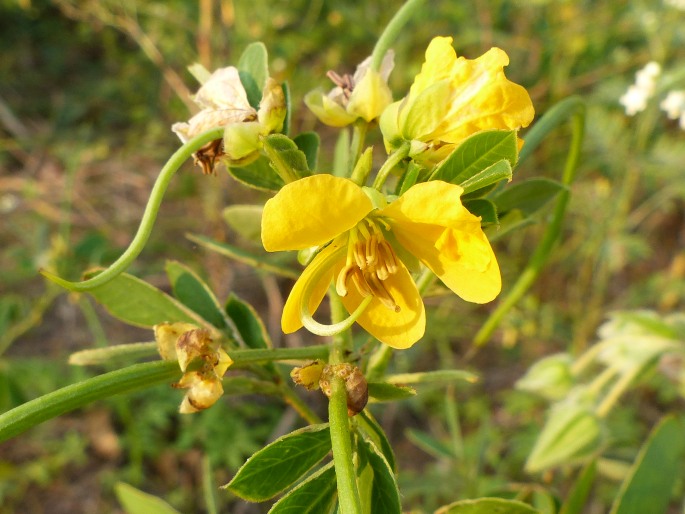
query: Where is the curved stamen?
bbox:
[300,244,373,337]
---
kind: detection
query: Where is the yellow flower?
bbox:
[380,36,535,165]
[261,175,500,349]
[304,52,394,127]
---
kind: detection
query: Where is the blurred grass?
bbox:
[1,0,685,512]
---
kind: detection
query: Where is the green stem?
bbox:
[372,143,410,190]
[370,0,426,71]
[350,120,369,177]
[0,360,181,443]
[328,292,362,514]
[329,375,362,514]
[228,345,330,364]
[473,98,586,347]
[40,127,226,292]
[595,366,641,419]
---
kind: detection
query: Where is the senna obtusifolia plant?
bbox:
[1,0,625,512]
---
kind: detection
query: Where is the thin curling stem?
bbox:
[370,0,426,72]
[299,246,374,337]
[40,127,226,292]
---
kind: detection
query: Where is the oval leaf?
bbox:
[460,159,512,195]
[165,260,230,329]
[367,382,416,402]
[228,156,285,192]
[609,415,685,514]
[115,482,181,514]
[430,130,518,184]
[436,498,542,514]
[357,411,396,472]
[263,134,311,181]
[238,41,269,108]
[268,462,337,514]
[293,132,320,171]
[360,438,401,514]
[225,424,331,501]
[83,271,206,328]
[225,293,272,349]
[493,178,567,216]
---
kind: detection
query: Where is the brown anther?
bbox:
[378,240,399,274]
[351,269,373,297]
[365,235,378,267]
[353,241,367,270]
[367,274,400,312]
[193,139,225,175]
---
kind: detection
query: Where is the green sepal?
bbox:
[228,155,285,192]
[267,462,337,514]
[293,132,320,171]
[238,42,269,109]
[492,177,567,216]
[224,424,331,502]
[165,260,231,330]
[429,129,518,184]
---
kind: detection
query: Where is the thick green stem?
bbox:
[328,293,362,514]
[40,127,226,292]
[473,98,586,347]
[372,143,410,190]
[371,0,426,71]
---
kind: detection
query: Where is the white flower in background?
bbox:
[665,0,685,11]
[660,90,685,129]
[619,61,661,116]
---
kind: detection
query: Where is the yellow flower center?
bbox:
[335,218,400,312]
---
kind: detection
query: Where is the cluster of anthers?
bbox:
[336,218,401,313]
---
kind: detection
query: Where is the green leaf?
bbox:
[460,159,512,195]
[115,482,181,514]
[357,411,396,472]
[493,178,567,216]
[430,130,518,184]
[225,293,272,349]
[609,415,685,514]
[463,199,498,224]
[559,461,597,514]
[333,129,350,177]
[263,133,312,181]
[293,132,320,171]
[83,271,207,328]
[436,498,542,514]
[222,205,263,244]
[485,208,534,242]
[238,42,269,108]
[406,428,456,459]
[367,382,416,402]
[268,462,337,514]
[165,260,229,329]
[228,155,285,192]
[360,438,401,514]
[225,424,332,502]
[281,82,291,136]
[0,361,180,443]
[186,233,299,279]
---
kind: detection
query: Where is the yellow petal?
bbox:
[382,181,501,303]
[282,242,345,333]
[409,36,458,96]
[347,69,393,122]
[379,100,403,152]
[304,90,358,127]
[262,175,373,251]
[339,261,425,349]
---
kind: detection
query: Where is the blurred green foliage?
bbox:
[2,0,685,512]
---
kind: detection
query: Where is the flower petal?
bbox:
[339,261,425,349]
[347,69,393,123]
[281,242,345,333]
[382,181,501,303]
[305,90,358,127]
[262,175,373,251]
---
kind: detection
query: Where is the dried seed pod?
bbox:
[320,363,368,416]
